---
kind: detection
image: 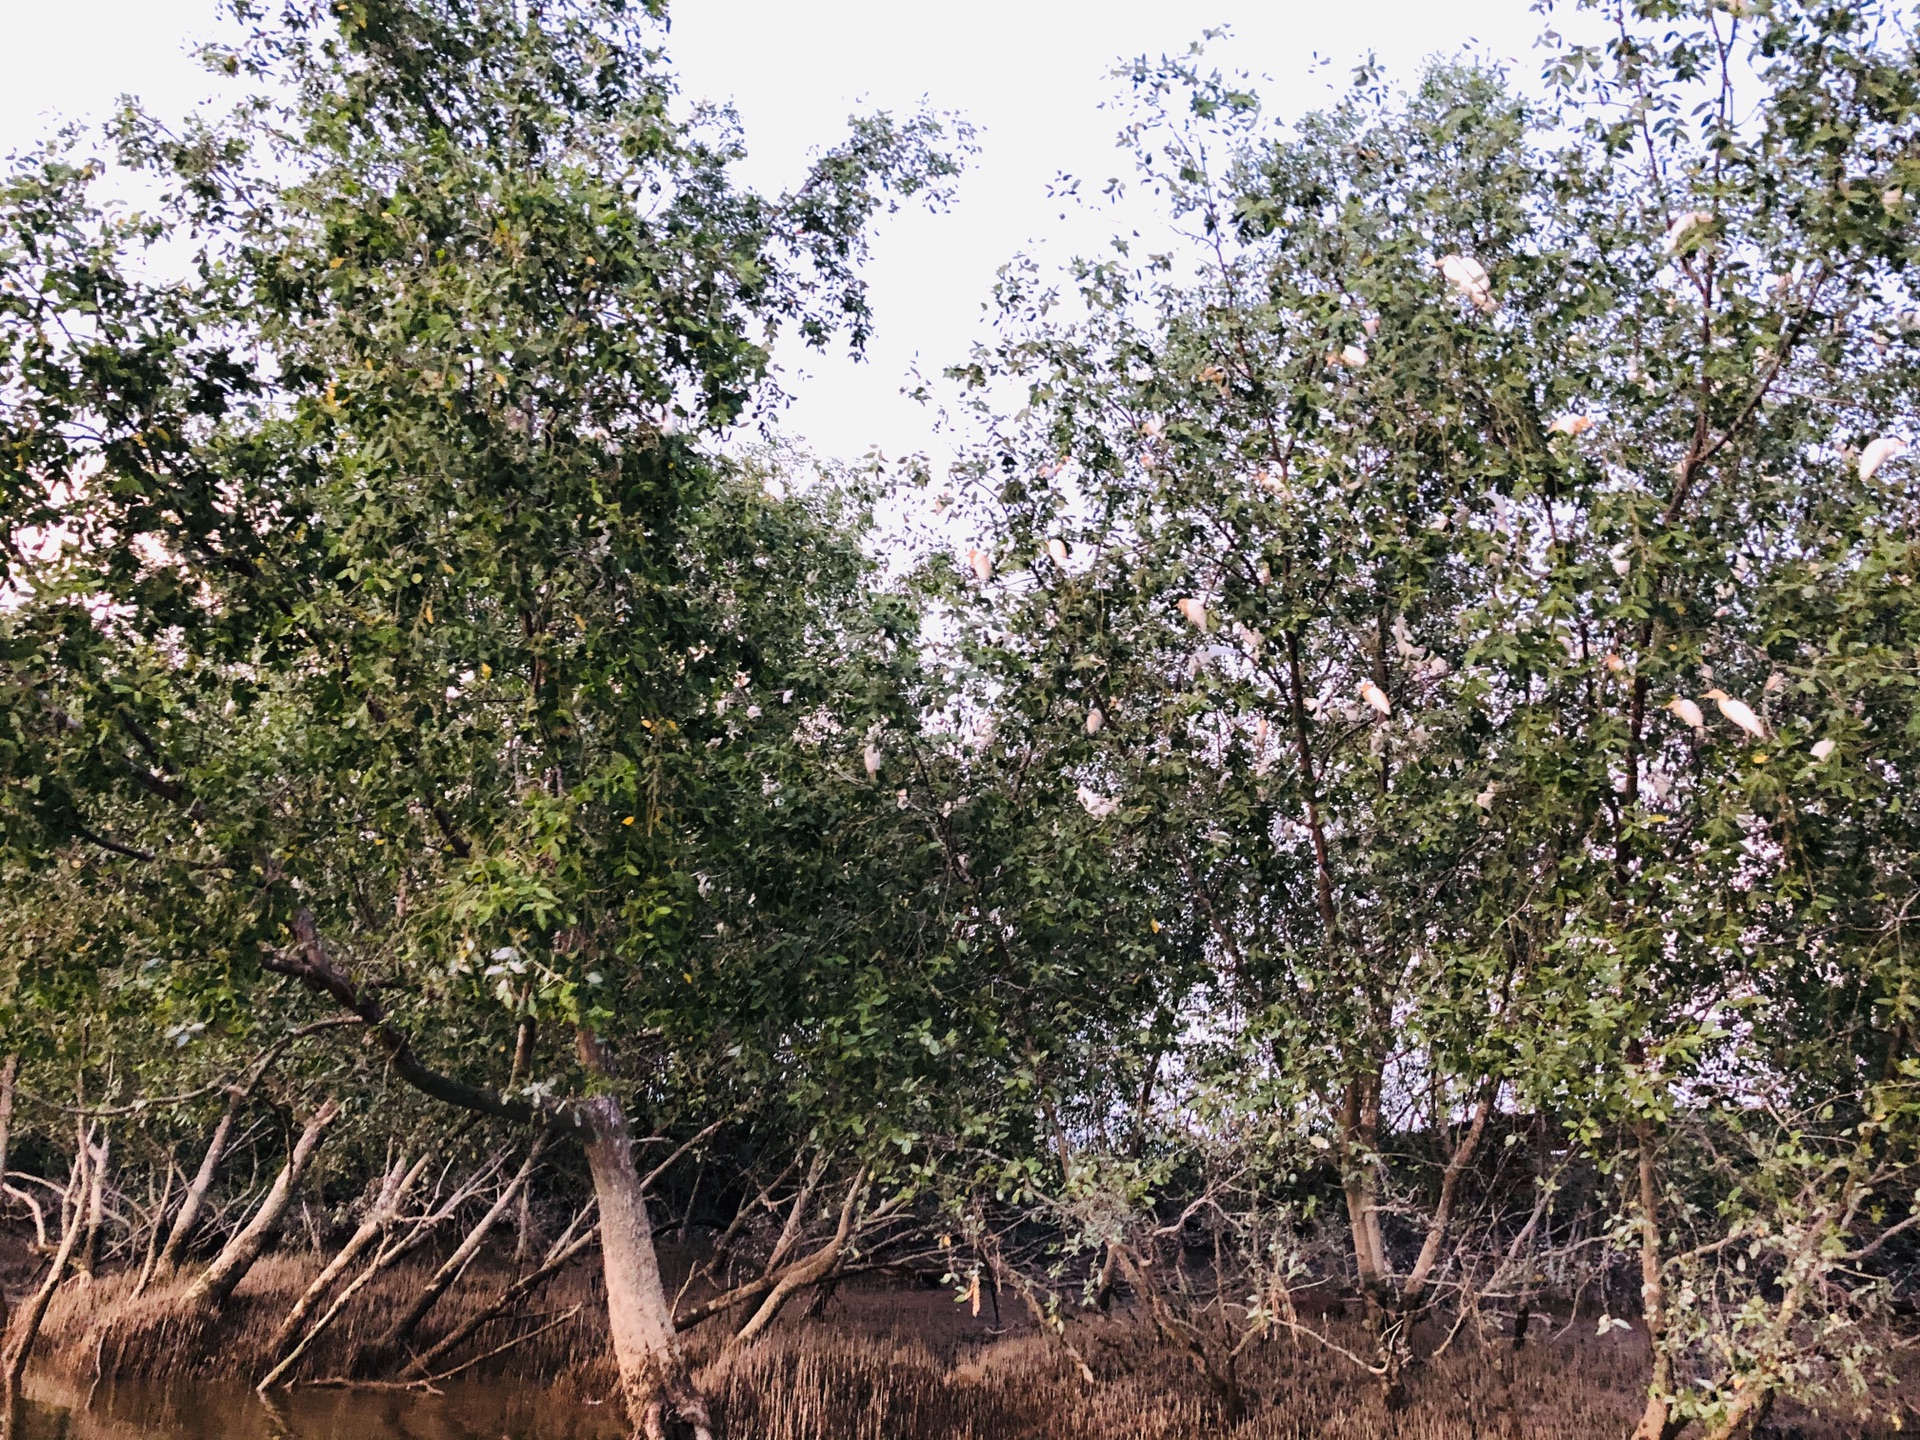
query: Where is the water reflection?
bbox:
[10,1379,624,1440]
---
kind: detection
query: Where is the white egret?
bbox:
[1076,785,1121,819]
[1663,210,1715,253]
[1703,688,1767,739]
[1860,436,1907,481]
[1437,254,1496,312]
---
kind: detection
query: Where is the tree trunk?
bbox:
[76,1130,108,1280]
[0,1056,16,1191]
[183,1101,339,1311]
[156,1105,239,1276]
[577,1075,715,1440]
[379,1140,542,1353]
[1629,1120,1684,1440]
[132,1157,177,1298]
[401,1206,599,1380]
[2,1157,84,1404]
[1401,1084,1494,1310]
[267,1152,426,1360]
[724,1170,865,1354]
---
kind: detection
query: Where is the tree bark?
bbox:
[1629,1120,1685,1440]
[76,1130,109,1280]
[156,1106,239,1277]
[267,1152,426,1360]
[1400,1083,1495,1309]
[576,1031,714,1440]
[1339,1074,1390,1301]
[379,1140,542,1353]
[183,1100,339,1311]
[724,1169,865,1354]
[2,1156,84,1404]
[0,1056,16,1191]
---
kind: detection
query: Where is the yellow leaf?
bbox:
[622,816,636,825]
[328,256,343,269]
[1150,918,1162,933]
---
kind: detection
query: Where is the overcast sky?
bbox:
[0,0,1542,463]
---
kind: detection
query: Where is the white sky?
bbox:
[0,0,1543,463]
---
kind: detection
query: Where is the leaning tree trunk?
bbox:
[576,1032,715,1440]
[183,1101,339,1311]
[2,1154,85,1404]
[266,1152,426,1360]
[155,1103,241,1277]
[378,1139,543,1357]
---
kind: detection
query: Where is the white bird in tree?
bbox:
[1859,436,1907,481]
[1548,413,1594,436]
[966,547,993,582]
[864,742,883,777]
[1338,343,1369,369]
[1668,696,1706,730]
[1086,706,1105,735]
[1437,254,1497,313]
[1811,738,1836,761]
[1177,597,1208,631]
[1663,210,1715,253]
[1358,680,1392,716]
[1703,688,1768,740]
[1047,537,1069,565]
[1076,785,1121,819]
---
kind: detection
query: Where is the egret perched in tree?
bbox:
[1669,696,1706,730]
[1359,680,1392,716]
[1076,785,1120,819]
[1437,254,1496,312]
[1047,537,1069,565]
[1811,738,1836,761]
[1086,706,1104,735]
[1548,413,1594,436]
[1859,436,1907,481]
[1177,597,1208,631]
[1703,688,1767,739]
[966,547,993,582]
[864,743,883,777]
[1664,210,1714,252]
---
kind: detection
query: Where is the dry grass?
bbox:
[11,1252,1915,1438]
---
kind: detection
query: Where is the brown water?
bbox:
[10,1380,624,1440]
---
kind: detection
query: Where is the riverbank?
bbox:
[10,1246,1903,1439]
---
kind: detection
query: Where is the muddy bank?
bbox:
[6,1244,1913,1438]
[13,1252,1897,1440]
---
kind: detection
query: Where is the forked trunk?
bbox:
[578,1086,715,1440]
[183,1101,339,1311]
